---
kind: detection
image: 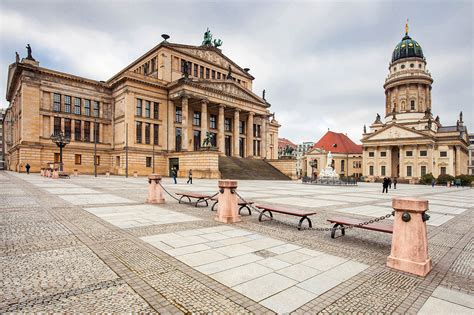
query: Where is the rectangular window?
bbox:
[74,98,81,115]
[153,102,159,119]
[75,154,82,165]
[93,101,100,117]
[145,101,150,118]
[194,63,198,77]
[180,59,186,73]
[421,165,427,176]
[210,115,217,129]
[94,122,99,142]
[146,157,152,168]
[145,123,150,144]
[381,165,386,176]
[440,166,446,175]
[440,151,447,157]
[116,156,121,167]
[84,99,91,116]
[239,121,245,134]
[212,70,216,79]
[64,96,71,113]
[410,100,415,110]
[225,118,231,131]
[136,99,142,116]
[84,121,90,142]
[64,118,71,138]
[175,107,182,123]
[153,124,159,144]
[406,151,413,157]
[369,165,374,176]
[368,151,375,157]
[200,66,204,78]
[341,160,345,173]
[206,68,210,79]
[95,156,100,166]
[380,151,387,157]
[253,140,261,156]
[136,121,142,143]
[193,111,201,126]
[53,93,61,112]
[253,124,261,137]
[407,165,412,177]
[193,130,201,151]
[175,127,182,151]
[217,72,221,80]
[74,120,81,140]
[420,150,427,157]
[54,117,61,135]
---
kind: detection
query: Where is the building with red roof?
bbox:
[313,131,362,154]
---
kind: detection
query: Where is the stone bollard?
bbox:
[146,174,166,204]
[74,169,78,177]
[133,171,138,178]
[40,168,44,176]
[387,197,432,277]
[46,168,52,178]
[215,180,241,224]
[106,171,110,177]
[52,168,59,179]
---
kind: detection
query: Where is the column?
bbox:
[428,144,434,175]
[246,112,254,157]
[413,145,418,177]
[90,121,95,143]
[233,109,240,157]
[201,100,208,145]
[387,146,392,177]
[261,117,267,159]
[374,147,379,176]
[218,105,225,153]
[61,118,65,133]
[399,145,404,178]
[167,101,175,151]
[181,96,189,151]
[50,116,54,136]
[71,120,75,141]
[455,146,461,176]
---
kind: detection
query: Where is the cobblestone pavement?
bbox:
[1,171,472,314]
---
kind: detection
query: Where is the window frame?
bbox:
[53,93,61,112]
[64,95,71,113]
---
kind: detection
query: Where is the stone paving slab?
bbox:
[58,194,136,205]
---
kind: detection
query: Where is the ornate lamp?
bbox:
[51,131,70,171]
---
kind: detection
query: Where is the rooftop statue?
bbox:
[202,28,213,46]
[459,111,463,123]
[213,39,223,48]
[15,52,19,63]
[226,65,234,80]
[182,61,190,78]
[262,89,266,100]
[363,125,367,134]
[26,44,35,61]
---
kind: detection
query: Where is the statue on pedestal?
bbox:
[26,44,35,61]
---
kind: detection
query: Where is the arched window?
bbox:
[410,100,415,110]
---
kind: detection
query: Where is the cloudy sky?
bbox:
[0,0,472,143]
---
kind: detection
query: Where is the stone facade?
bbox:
[0,108,5,169]
[468,134,474,175]
[3,38,280,177]
[361,27,469,181]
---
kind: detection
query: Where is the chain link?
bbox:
[158,181,219,205]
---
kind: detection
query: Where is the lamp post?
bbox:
[51,131,70,172]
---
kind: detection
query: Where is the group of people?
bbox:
[171,167,193,184]
[382,176,397,193]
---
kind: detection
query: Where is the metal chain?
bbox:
[158,181,219,205]
[234,190,393,231]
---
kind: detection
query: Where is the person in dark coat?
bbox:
[172,168,177,184]
[393,177,398,189]
[388,177,392,189]
[25,163,31,174]
[382,177,389,193]
[187,169,193,184]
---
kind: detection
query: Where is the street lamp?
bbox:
[51,131,70,172]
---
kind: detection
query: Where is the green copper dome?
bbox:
[391,34,424,63]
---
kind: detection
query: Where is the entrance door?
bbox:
[225,136,232,156]
[169,158,179,177]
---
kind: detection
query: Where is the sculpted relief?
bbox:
[370,126,424,140]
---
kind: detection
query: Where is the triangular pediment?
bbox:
[191,80,265,104]
[365,124,429,141]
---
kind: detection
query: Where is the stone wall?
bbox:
[267,159,297,180]
[168,150,220,179]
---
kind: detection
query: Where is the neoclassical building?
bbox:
[361,24,469,181]
[3,32,280,177]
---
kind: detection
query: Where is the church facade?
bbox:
[361,25,469,181]
[2,31,280,177]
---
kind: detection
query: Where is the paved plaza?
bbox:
[1,171,473,313]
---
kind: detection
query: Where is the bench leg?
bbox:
[238,205,252,216]
[211,200,218,211]
[178,196,186,204]
[258,210,272,222]
[331,224,345,239]
[298,216,312,231]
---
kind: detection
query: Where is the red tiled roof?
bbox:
[278,138,297,149]
[313,131,362,154]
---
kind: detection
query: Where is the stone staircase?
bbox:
[218,156,290,180]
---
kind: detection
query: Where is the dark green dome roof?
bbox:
[391,34,424,63]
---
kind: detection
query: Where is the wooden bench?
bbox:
[327,216,393,239]
[210,197,254,215]
[175,192,212,207]
[58,172,70,179]
[255,204,317,230]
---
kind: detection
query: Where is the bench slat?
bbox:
[328,216,393,233]
[256,204,317,217]
[176,192,211,198]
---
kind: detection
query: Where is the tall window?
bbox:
[53,93,61,112]
[200,66,204,78]
[381,165,386,176]
[210,132,217,147]
[239,121,245,134]
[146,157,152,168]
[421,165,427,176]
[153,102,159,119]
[94,122,99,142]
[54,117,61,135]
[136,121,142,143]
[74,98,81,115]
[175,107,182,123]
[175,128,182,151]
[341,160,345,173]
[145,101,150,118]
[136,99,142,116]
[210,115,217,129]
[93,101,100,117]
[193,111,201,126]
[212,70,216,79]
[410,100,415,110]
[64,96,71,113]
[217,72,221,80]
[206,68,210,79]
[64,118,71,138]
[151,58,155,72]
[153,124,159,144]
[253,140,261,156]
[369,165,374,176]
[194,64,198,77]
[84,121,90,141]
[253,124,261,137]
[145,123,150,144]
[84,99,91,116]
[225,118,231,131]
[193,130,201,151]
[440,166,446,175]
[75,154,82,165]
[74,120,81,140]
[407,165,412,177]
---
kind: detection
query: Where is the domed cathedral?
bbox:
[361,22,469,182]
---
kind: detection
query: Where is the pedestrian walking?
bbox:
[388,177,392,189]
[187,169,193,184]
[172,167,177,184]
[382,177,389,193]
[393,177,397,189]
[25,163,31,174]
[431,179,436,187]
